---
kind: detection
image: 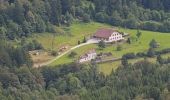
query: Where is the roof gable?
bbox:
[80,49,96,59]
[94,28,117,39]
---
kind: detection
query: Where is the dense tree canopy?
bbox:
[0,0,170,40]
[0,0,170,99]
[0,54,169,99]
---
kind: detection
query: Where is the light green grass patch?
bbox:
[100,28,170,58]
[50,44,97,66]
[52,25,170,74]
[98,57,157,75]
[51,23,170,66]
[32,22,170,75]
[32,22,111,50]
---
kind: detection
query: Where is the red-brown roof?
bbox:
[94,28,116,39]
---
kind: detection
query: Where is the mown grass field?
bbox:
[32,22,110,50]
[98,58,154,75]
[98,53,170,75]
[33,22,170,74]
[50,44,96,66]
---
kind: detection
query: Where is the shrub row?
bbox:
[122,48,170,59]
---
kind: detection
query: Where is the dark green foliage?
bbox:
[95,12,109,23]
[36,16,46,33]
[116,45,122,51]
[121,57,128,66]
[0,54,169,99]
[109,11,122,26]
[123,53,136,59]
[148,87,161,100]
[157,48,170,55]
[82,36,87,43]
[149,39,159,48]
[78,40,81,45]
[69,52,77,58]
[147,48,155,57]
[0,0,170,41]
[50,0,62,25]
[0,43,32,67]
[0,0,170,99]
[98,40,106,49]
[127,38,131,44]
[13,0,25,24]
[157,55,164,64]
[51,50,58,56]
[0,27,7,39]
[22,40,44,51]
[136,29,142,39]
[136,52,146,57]
[64,12,74,26]
[142,21,161,31]
[123,17,139,29]
[83,14,91,23]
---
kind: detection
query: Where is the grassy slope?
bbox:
[33,22,170,74]
[32,22,110,50]
[50,44,96,66]
[99,53,170,75]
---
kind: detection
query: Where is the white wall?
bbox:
[107,32,123,42]
[79,53,97,63]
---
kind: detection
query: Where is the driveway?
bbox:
[33,39,100,68]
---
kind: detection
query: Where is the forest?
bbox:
[0,0,170,40]
[0,40,169,99]
[0,0,170,99]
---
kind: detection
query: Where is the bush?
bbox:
[147,48,155,57]
[156,55,165,64]
[51,51,58,56]
[95,12,109,23]
[78,40,81,45]
[116,45,122,51]
[98,40,106,49]
[23,40,43,51]
[149,39,159,48]
[82,37,87,43]
[127,38,131,44]
[123,18,138,29]
[83,14,91,23]
[136,52,146,57]
[121,57,128,66]
[68,52,77,58]
[156,48,170,54]
[142,21,161,31]
[122,53,136,59]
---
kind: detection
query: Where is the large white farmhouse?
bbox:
[79,49,97,63]
[94,28,124,42]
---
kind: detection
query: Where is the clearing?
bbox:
[30,22,170,75]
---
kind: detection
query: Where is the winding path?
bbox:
[34,39,100,68]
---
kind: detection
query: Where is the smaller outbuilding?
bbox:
[79,49,97,63]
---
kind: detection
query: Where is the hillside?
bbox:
[0,0,170,100]
[0,0,170,41]
[45,22,170,74]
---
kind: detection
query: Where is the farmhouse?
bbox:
[79,49,97,63]
[94,28,124,42]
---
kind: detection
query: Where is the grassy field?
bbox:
[50,24,170,62]
[32,22,170,74]
[98,58,155,75]
[50,44,96,66]
[98,53,170,75]
[32,22,110,50]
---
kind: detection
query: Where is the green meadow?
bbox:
[98,53,170,75]
[33,22,170,74]
[32,22,110,50]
